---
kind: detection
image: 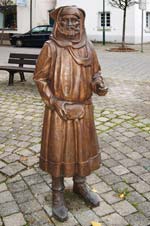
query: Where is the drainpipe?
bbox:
[30,0,32,30]
[103,0,105,45]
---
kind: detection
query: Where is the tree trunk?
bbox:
[122,7,127,48]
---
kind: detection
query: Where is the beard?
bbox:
[57,24,80,39]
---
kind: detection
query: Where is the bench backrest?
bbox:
[8,53,39,66]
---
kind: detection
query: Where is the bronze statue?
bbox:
[34,6,108,222]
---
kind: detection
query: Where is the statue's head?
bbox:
[51,6,86,46]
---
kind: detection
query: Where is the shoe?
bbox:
[73,176,100,207]
[52,177,68,222]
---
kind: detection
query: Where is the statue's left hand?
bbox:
[95,83,108,96]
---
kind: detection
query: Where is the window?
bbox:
[98,12,111,29]
[146,12,150,28]
[0,5,17,30]
[32,26,47,34]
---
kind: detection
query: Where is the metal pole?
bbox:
[141,9,144,52]
[30,0,32,30]
[103,0,105,45]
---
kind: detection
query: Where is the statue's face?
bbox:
[58,14,80,39]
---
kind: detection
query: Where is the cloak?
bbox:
[33,6,103,177]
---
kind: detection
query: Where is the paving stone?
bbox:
[129,165,148,176]
[7,174,22,183]
[51,212,78,226]
[0,219,2,226]
[0,172,7,182]
[0,201,19,217]
[111,165,129,175]
[125,212,150,226]
[138,158,150,169]
[19,200,41,214]
[21,155,39,167]
[95,166,111,177]
[0,190,14,203]
[0,182,7,192]
[29,144,41,153]
[102,213,128,226]
[101,152,110,160]
[0,160,6,168]
[87,173,101,185]
[43,203,52,217]
[132,180,150,193]
[112,200,137,216]
[126,191,146,203]
[102,146,118,155]
[109,152,126,161]
[101,190,121,204]
[123,131,135,137]
[140,172,150,184]
[13,189,34,204]
[2,154,20,163]
[20,168,37,177]
[16,148,34,157]
[93,201,114,217]
[121,173,139,184]
[3,212,26,226]
[74,209,100,226]
[127,151,142,160]
[143,192,150,201]
[103,159,119,168]
[23,173,44,186]
[0,162,25,176]
[92,181,112,194]
[136,201,150,217]
[30,182,50,194]
[16,141,30,148]
[112,182,134,192]
[102,173,122,185]
[43,174,52,184]
[7,180,28,193]
[25,210,51,225]
[119,158,137,167]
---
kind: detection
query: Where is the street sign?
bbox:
[139,0,147,10]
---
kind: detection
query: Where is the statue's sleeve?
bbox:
[91,43,108,96]
[33,42,53,107]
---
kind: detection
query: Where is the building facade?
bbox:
[0,0,150,44]
[0,0,55,34]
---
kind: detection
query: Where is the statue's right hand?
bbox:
[51,97,68,120]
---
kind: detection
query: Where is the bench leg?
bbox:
[8,72,14,86]
[20,72,26,82]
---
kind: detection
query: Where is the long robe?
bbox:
[34,40,101,177]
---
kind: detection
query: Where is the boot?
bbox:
[52,177,68,222]
[73,176,100,207]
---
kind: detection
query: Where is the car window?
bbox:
[47,26,53,32]
[32,26,47,34]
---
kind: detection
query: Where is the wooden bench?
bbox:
[0,53,39,85]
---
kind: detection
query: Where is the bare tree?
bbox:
[109,0,136,48]
[0,0,13,6]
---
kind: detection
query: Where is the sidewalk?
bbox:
[0,44,150,226]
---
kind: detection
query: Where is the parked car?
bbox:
[10,25,53,47]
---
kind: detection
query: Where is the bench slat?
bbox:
[8,58,37,65]
[0,65,34,72]
[9,53,38,59]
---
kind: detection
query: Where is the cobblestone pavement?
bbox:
[0,44,150,226]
